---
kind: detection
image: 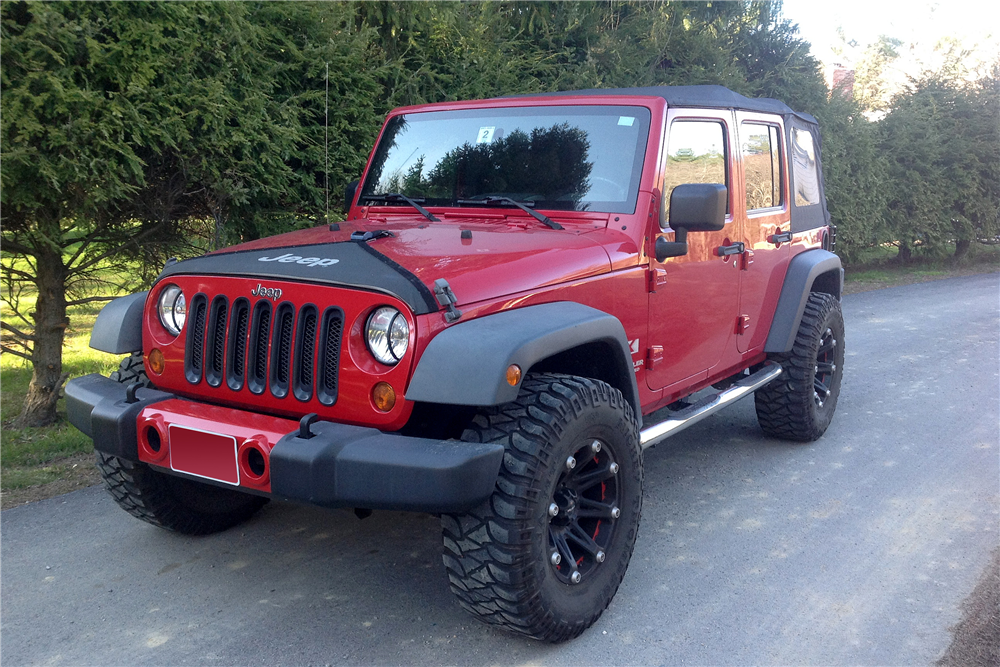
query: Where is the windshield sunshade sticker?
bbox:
[156,243,439,315]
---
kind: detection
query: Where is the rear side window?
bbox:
[791,127,821,206]
[741,123,783,211]
[663,120,728,224]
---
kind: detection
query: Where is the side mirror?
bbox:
[669,183,726,231]
[655,183,727,262]
[343,180,360,214]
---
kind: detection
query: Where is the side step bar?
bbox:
[640,362,783,450]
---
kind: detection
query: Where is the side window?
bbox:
[662,120,728,225]
[741,123,783,211]
[791,127,821,206]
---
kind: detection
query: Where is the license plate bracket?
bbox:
[168,424,240,485]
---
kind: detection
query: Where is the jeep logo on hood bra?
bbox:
[258,253,339,267]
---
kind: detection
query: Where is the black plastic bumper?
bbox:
[64,374,504,513]
[65,374,175,460]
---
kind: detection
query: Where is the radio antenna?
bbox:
[325,62,330,224]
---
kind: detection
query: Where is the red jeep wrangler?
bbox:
[67,85,844,642]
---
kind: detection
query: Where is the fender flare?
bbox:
[765,250,843,353]
[90,292,148,354]
[405,302,642,419]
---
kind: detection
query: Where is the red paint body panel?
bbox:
[137,399,300,494]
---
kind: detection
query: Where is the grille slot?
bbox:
[316,308,344,406]
[204,297,229,387]
[184,294,209,384]
[269,303,295,399]
[226,298,250,391]
[247,301,271,395]
[292,305,319,402]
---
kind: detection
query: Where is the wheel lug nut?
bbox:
[609,462,619,474]
[566,456,576,470]
[611,506,621,519]
[548,503,559,517]
[551,551,561,565]
[570,571,582,584]
[596,550,606,563]
[590,440,601,454]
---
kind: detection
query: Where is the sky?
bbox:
[780,0,999,78]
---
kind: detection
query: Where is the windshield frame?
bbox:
[358,102,653,216]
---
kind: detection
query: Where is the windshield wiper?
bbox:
[455,196,563,230]
[361,193,440,222]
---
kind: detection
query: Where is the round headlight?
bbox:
[366,306,409,365]
[157,284,186,336]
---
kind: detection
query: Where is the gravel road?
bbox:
[2,273,997,666]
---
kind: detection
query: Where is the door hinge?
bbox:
[740,248,754,271]
[736,314,751,335]
[646,345,664,369]
[647,267,668,292]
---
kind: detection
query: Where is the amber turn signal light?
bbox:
[148,348,165,375]
[506,364,522,386]
[372,382,396,412]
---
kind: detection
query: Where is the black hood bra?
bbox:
[156,240,438,315]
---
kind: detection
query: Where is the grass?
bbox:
[2,291,122,491]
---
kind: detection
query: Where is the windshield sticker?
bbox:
[618,116,635,127]
[476,127,496,143]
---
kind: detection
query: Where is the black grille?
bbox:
[247,301,271,395]
[184,294,208,383]
[269,303,295,398]
[317,308,344,406]
[226,298,250,391]
[184,294,343,405]
[292,306,318,402]
[204,297,228,387]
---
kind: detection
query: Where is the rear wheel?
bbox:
[98,353,267,535]
[755,292,845,441]
[442,374,642,642]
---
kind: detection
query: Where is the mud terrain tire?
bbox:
[97,354,268,535]
[442,374,642,642]
[755,292,845,441]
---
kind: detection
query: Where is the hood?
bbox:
[158,216,614,315]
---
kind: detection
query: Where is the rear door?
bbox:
[734,113,792,353]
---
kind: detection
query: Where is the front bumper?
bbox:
[65,374,504,513]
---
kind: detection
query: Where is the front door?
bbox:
[646,111,740,393]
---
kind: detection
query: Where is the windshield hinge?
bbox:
[433,279,463,323]
[351,229,394,242]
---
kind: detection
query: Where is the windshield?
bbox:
[361,105,651,214]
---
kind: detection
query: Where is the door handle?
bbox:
[715,242,745,257]
[769,229,793,244]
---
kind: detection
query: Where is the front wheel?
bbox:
[755,292,845,441]
[441,374,642,642]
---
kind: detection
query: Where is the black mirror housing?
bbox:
[343,180,360,214]
[668,183,726,232]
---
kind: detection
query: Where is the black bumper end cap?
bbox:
[64,374,174,460]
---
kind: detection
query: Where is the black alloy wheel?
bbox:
[547,438,621,585]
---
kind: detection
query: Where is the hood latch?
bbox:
[433,279,462,323]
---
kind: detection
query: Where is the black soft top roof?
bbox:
[512,84,818,126]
